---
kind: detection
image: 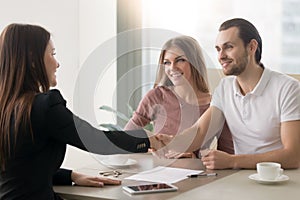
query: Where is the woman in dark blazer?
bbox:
[0,23,160,200]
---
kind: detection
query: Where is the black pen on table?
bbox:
[187,173,217,178]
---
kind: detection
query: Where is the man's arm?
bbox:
[157,106,225,153]
[202,120,300,169]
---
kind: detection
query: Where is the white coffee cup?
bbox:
[107,155,129,165]
[256,162,283,180]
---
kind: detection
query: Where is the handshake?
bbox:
[147,131,173,150]
[146,131,193,158]
[146,131,173,157]
[147,132,174,150]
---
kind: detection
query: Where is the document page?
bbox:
[125,166,203,183]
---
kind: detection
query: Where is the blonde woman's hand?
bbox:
[71,171,121,187]
[165,151,196,159]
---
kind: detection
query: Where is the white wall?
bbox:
[67,0,117,169]
[0,0,80,107]
[0,0,117,169]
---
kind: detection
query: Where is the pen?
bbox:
[187,173,217,178]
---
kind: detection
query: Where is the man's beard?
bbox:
[224,52,248,76]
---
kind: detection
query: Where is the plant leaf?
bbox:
[99,123,123,131]
[127,104,134,117]
[99,105,130,122]
[144,123,154,132]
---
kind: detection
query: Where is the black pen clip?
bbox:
[187,172,217,178]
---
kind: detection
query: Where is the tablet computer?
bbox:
[122,183,178,195]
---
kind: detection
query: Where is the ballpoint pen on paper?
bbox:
[187,172,218,178]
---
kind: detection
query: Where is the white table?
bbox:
[54,153,300,200]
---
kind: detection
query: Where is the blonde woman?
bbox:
[125,36,233,158]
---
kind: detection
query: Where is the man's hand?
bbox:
[145,131,171,157]
[201,150,234,169]
[145,131,166,151]
[157,134,196,159]
[71,171,121,187]
[156,133,174,145]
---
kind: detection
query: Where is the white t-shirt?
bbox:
[211,68,300,154]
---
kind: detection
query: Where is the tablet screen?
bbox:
[123,183,178,194]
[128,183,173,191]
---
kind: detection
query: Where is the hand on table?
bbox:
[201,149,233,169]
[71,171,121,187]
[165,151,196,159]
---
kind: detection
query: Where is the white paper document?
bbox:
[125,166,203,183]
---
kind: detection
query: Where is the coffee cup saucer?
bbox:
[248,173,289,184]
[100,158,137,168]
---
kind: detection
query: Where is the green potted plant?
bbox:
[99,105,153,131]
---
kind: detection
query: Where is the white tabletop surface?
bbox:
[54,153,300,200]
[169,169,300,200]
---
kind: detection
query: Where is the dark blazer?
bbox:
[0,89,149,200]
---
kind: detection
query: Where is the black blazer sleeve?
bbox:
[44,89,150,154]
[53,168,72,185]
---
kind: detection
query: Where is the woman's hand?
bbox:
[71,171,121,187]
[165,151,196,159]
[145,130,166,151]
[156,133,174,145]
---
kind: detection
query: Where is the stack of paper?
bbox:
[125,166,203,183]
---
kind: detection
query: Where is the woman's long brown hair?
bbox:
[0,24,51,170]
[154,35,210,93]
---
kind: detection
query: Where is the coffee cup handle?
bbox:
[279,168,284,176]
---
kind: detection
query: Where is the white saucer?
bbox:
[100,158,137,168]
[248,173,289,184]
